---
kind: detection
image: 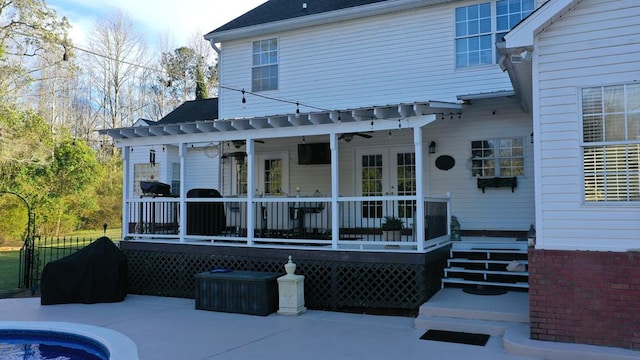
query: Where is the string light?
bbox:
[63,41,454,125]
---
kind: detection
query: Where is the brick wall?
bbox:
[528,249,640,350]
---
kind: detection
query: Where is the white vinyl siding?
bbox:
[427,100,534,231]
[536,0,640,250]
[218,2,513,119]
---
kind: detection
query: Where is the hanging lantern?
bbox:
[450,216,461,241]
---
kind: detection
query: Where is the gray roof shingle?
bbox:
[208,0,388,34]
[157,98,218,125]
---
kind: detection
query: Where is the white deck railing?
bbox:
[123,194,451,253]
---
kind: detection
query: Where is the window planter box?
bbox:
[477,177,517,193]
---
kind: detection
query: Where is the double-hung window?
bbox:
[133,163,159,197]
[252,38,278,92]
[582,83,640,202]
[455,0,534,68]
[471,138,525,177]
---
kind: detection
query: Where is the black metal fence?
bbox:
[19,236,97,293]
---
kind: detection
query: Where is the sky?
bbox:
[47,0,267,48]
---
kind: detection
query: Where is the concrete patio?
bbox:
[0,293,638,360]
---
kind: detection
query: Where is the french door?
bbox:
[355,146,416,227]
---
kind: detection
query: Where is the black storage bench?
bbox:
[194,270,281,316]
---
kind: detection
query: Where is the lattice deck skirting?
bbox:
[119,242,451,311]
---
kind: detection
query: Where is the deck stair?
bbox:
[441,240,529,290]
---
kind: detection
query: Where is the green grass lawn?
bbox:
[67,227,122,241]
[0,251,21,291]
[0,228,122,292]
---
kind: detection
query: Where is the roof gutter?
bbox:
[204,0,456,43]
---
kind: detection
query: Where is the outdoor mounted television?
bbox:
[298,142,331,165]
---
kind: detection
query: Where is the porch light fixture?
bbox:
[149,149,156,166]
[342,133,354,142]
[429,141,436,154]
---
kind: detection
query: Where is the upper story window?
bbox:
[455,0,534,68]
[471,138,525,177]
[582,83,640,202]
[252,38,278,92]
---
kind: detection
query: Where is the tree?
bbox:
[86,10,148,130]
[0,0,71,102]
[161,46,199,102]
[195,66,208,100]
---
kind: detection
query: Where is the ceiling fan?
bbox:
[339,132,373,142]
[231,139,265,148]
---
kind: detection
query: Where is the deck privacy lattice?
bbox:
[121,243,450,310]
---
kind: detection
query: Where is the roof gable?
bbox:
[504,0,581,48]
[157,98,219,125]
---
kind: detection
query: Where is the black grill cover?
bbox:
[186,188,226,235]
[140,181,171,196]
[40,237,128,305]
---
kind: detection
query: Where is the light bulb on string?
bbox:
[241,89,246,108]
[295,102,300,118]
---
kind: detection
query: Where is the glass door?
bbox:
[355,147,416,227]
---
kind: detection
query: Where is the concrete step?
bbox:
[503,324,640,360]
[417,288,529,323]
[414,314,518,336]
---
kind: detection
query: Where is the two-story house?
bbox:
[103,0,640,351]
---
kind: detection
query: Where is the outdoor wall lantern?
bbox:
[429,141,436,154]
[149,149,156,166]
[450,216,461,241]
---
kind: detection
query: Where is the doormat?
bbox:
[420,330,490,346]
[463,287,508,296]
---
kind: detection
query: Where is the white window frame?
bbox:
[581,83,640,203]
[455,0,534,68]
[133,163,160,197]
[233,158,248,196]
[471,137,525,177]
[252,38,278,92]
[256,152,289,196]
[171,163,180,196]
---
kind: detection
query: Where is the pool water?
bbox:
[0,329,109,360]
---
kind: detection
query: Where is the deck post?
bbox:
[246,139,255,246]
[122,146,130,239]
[179,143,187,242]
[414,127,425,251]
[330,134,339,249]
